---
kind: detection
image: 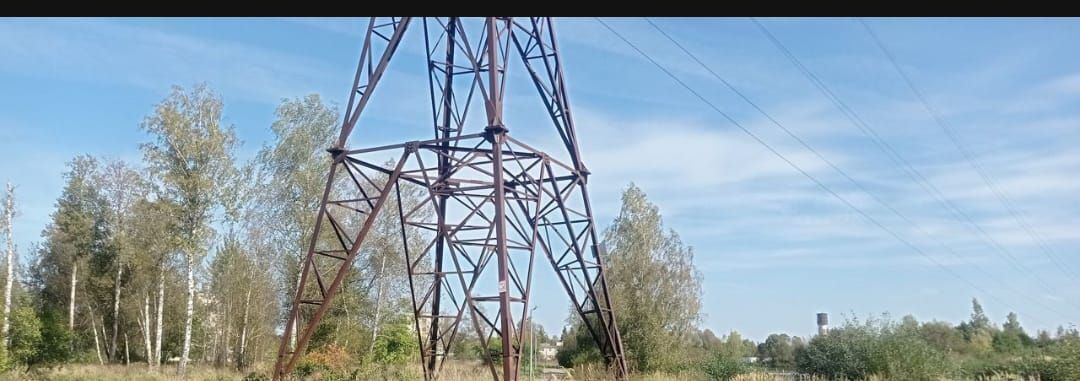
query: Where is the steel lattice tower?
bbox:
[273,17,627,381]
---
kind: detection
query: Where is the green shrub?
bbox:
[702,353,747,381]
[242,371,270,381]
[877,331,951,381]
[1043,339,1080,381]
[370,319,417,366]
[8,305,42,369]
[796,315,949,381]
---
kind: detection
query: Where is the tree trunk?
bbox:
[222,307,232,367]
[237,283,251,371]
[100,315,109,363]
[368,251,389,354]
[125,332,130,366]
[141,292,152,369]
[291,266,301,350]
[2,183,14,345]
[69,262,78,330]
[209,311,217,366]
[178,252,194,376]
[90,306,104,365]
[154,267,164,371]
[110,260,122,361]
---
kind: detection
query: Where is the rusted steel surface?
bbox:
[274,17,627,381]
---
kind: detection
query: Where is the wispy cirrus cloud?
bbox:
[4,17,1080,338]
[0,20,345,104]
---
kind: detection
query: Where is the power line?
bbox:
[857,18,1080,284]
[591,18,1056,327]
[638,17,1075,321]
[744,17,1079,318]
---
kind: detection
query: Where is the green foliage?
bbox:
[243,372,271,381]
[715,331,754,359]
[0,294,72,372]
[918,320,965,353]
[758,333,798,370]
[1043,338,1080,381]
[33,308,72,368]
[702,351,747,381]
[992,330,1023,354]
[8,304,42,368]
[969,298,990,330]
[796,315,950,381]
[555,316,602,368]
[876,327,952,381]
[296,343,376,381]
[595,184,703,372]
[370,319,416,366]
[28,155,110,324]
[140,83,240,373]
[254,94,339,293]
[15,79,1080,381]
[141,84,238,218]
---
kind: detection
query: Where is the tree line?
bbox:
[0,84,444,377]
[1,83,1078,381]
[553,183,1080,381]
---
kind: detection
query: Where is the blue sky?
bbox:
[2,17,1079,342]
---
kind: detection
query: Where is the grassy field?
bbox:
[0,364,1044,381]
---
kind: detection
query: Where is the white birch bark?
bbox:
[154,267,164,371]
[141,292,152,369]
[69,263,77,330]
[237,283,251,370]
[1,183,14,344]
[110,259,122,361]
[368,251,389,353]
[90,306,104,365]
[177,253,194,375]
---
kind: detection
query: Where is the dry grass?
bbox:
[0,365,1044,381]
[0,364,246,381]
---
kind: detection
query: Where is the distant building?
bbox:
[817,312,829,336]
[538,342,559,361]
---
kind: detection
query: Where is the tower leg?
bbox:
[510,17,628,379]
[274,16,627,381]
[273,152,409,380]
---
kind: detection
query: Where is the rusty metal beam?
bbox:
[272,17,627,381]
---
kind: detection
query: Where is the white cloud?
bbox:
[0,20,345,104]
[278,17,366,38]
[1043,294,1065,302]
[1044,73,1080,95]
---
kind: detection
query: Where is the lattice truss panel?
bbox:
[274,16,627,381]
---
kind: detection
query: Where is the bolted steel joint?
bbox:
[483,124,508,144]
[485,123,508,134]
[326,146,346,161]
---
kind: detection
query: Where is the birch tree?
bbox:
[128,196,177,370]
[600,184,702,372]
[93,160,145,362]
[2,182,15,345]
[25,156,107,361]
[252,94,337,345]
[140,84,238,375]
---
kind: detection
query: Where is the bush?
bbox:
[242,372,270,381]
[1043,339,1080,381]
[296,343,353,380]
[702,353,747,381]
[370,319,416,366]
[877,331,951,381]
[8,305,42,369]
[33,309,72,368]
[796,315,949,381]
